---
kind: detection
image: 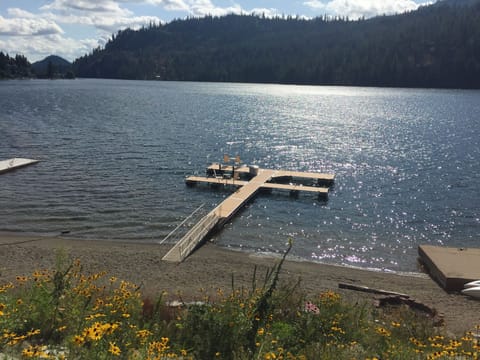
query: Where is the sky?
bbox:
[0,0,435,63]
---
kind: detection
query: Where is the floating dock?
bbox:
[0,158,39,174]
[418,245,480,292]
[162,164,334,262]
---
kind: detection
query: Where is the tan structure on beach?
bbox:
[419,245,480,292]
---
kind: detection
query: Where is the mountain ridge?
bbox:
[32,55,73,78]
[73,2,480,89]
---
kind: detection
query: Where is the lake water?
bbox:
[1,79,479,271]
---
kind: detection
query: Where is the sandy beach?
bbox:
[1,233,479,336]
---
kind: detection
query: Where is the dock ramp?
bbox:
[162,212,220,262]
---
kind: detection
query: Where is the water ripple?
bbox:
[1,80,479,271]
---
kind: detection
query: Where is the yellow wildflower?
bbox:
[136,329,153,338]
[375,327,391,337]
[27,329,41,336]
[22,346,36,358]
[74,335,85,345]
[109,342,121,356]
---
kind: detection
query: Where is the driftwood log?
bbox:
[338,282,410,298]
[338,282,444,326]
[373,295,445,327]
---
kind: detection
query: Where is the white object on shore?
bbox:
[461,286,480,299]
[0,158,39,174]
[464,280,480,289]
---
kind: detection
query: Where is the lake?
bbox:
[1,79,479,271]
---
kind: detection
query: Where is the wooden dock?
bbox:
[185,176,248,187]
[206,163,335,185]
[162,165,334,262]
[0,158,39,174]
[418,245,480,292]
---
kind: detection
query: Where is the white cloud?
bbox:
[40,0,164,33]
[0,33,97,62]
[186,0,242,17]
[148,0,189,11]
[44,12,163,33]
[249,8,279,18]
[304,0,421,19]
[184,0,280,18]
[41,0,189,15]
[0,11,64,36]
[96,15,164,32]
[7,8,37,18]
[41,0,133,17]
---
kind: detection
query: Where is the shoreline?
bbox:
[0,231,428,279]
[1,233,479,336]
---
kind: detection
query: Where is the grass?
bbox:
[0,243,479,359]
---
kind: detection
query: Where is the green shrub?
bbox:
[0,245,479,359]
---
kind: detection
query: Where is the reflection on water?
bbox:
[0,80,479,271]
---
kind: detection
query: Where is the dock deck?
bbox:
[185,176,248,187]
[0,158,39,174]
[418,245,480,292]
[162,164,335,262]
[260,182,329,194]
[206,163,335,184]
[163,169,275,262]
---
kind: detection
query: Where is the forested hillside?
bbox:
[31,55,74,79]
[0,52,32,79]
[74,1,480,88]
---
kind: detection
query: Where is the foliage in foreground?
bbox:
[1,246,479,359]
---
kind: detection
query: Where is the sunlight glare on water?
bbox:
[0,80,479,271]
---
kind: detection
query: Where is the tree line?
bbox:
[0,52,32,79]
[73,2,480,89]
[0,52,74,79]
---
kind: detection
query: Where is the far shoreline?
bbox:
[1,232,479,336]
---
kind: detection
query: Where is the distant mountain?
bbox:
[32,55,74,78]
[73,2,480,88]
